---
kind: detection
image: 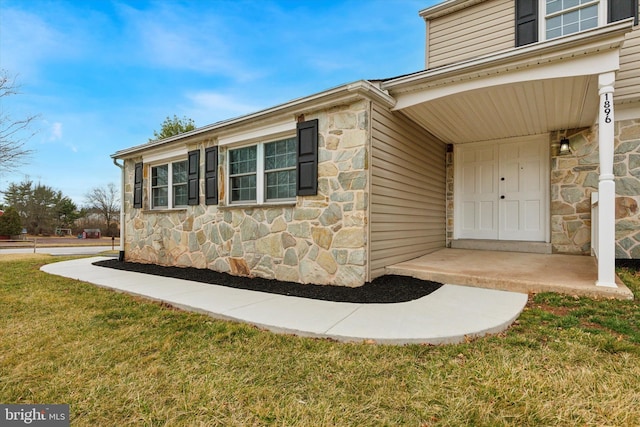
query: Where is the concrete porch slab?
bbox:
[386,249,634,300]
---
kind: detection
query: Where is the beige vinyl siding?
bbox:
[370,103,446,279]
[616,17,640,102]
[427,0,514,69]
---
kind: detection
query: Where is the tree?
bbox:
[2,179,74,235]
[27,183,63,234]
[150,115,196,141]
[3,179,32,219]
[56,197,81,229]
[0,70,38,172]
[84,183,120,236]
[0,206,22,236]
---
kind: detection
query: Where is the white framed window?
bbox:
[228,136,297,204]
[264,137,297,201]
[541,0,604,40]
[151,159,188,208]
[229,146,257,203]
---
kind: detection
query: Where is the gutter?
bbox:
[112,158,125,262]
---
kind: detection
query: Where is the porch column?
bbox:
[596,72,617,287]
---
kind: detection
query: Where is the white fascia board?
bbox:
[142,146,188,164]
[112,136,202,160]
[218,119,297,147]
[384,19,633,97]
[393,48,621,110]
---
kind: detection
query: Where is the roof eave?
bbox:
[112,80,395,159]
[419,0,484,20]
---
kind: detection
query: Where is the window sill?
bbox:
[142,208,188,214]
[218,201,297,210]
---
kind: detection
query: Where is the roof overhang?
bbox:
[382,20,633,144]
[112,80,395,159]
[419,0,484,20]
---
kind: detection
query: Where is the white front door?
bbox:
[459,144,499,239]
[456,136,548,241]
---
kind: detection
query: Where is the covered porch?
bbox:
[386,248,633,300]
[381,20,635,289]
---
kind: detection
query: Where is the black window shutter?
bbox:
[296,119,319,196]
[205,147,218,205]
[516,0,538,47]
[609,0,638,24]
[134,162,143,209]
[187,150,200,206]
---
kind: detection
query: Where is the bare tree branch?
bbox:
[0,70,39,172]
[84,183,121,236]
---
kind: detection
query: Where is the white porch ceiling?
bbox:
[398,75,599,144]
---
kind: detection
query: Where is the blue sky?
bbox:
[0,0,437,206]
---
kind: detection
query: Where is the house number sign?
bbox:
[603,93,612,124]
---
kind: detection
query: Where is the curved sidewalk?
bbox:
[41,257,529,345]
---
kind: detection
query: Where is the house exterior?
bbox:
[113,0,640,289]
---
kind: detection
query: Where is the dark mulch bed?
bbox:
[93,259,443,304]
[617,259,640,271]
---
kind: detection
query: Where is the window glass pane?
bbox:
[231,175,256,202]
[564,0,580,9]
[230,146,257,175]
[264,137,296,201]
[580,5,598,30]
[546,27,562,39]
[230,146,257,203]
[569,10,585,25]
[547,14,562,30]
[173,160,188,206]
[581,4,597,19]
[173,183,188,207]
[152,165,168,186]
[172,160,187,184]
[153,187,168,208]
[564,22,579,34]
[546,0,562,13]
[581,16,597,30]
[151,164,169,208]
[265,137,296,171]
[546,1,598,39]
[265,169,296,200]
[564,9,579,23]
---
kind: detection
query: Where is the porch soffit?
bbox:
[399,75,599,144]
[382,20,632,144]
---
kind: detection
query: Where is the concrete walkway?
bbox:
[41,257,529,345]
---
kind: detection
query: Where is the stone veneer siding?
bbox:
[445,119,640,257]
[445,145,454,244]
[550,129,596,254]
[615,119,640,258]
[123,100,372,287]
[551,120,640,257]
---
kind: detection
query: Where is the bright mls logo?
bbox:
[1,404,69,426]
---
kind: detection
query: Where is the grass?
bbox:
[1,256,640,426]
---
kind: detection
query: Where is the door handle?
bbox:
[500,195,505,199]
[501,177,505,181]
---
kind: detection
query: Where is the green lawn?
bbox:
[1,255,640,426]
